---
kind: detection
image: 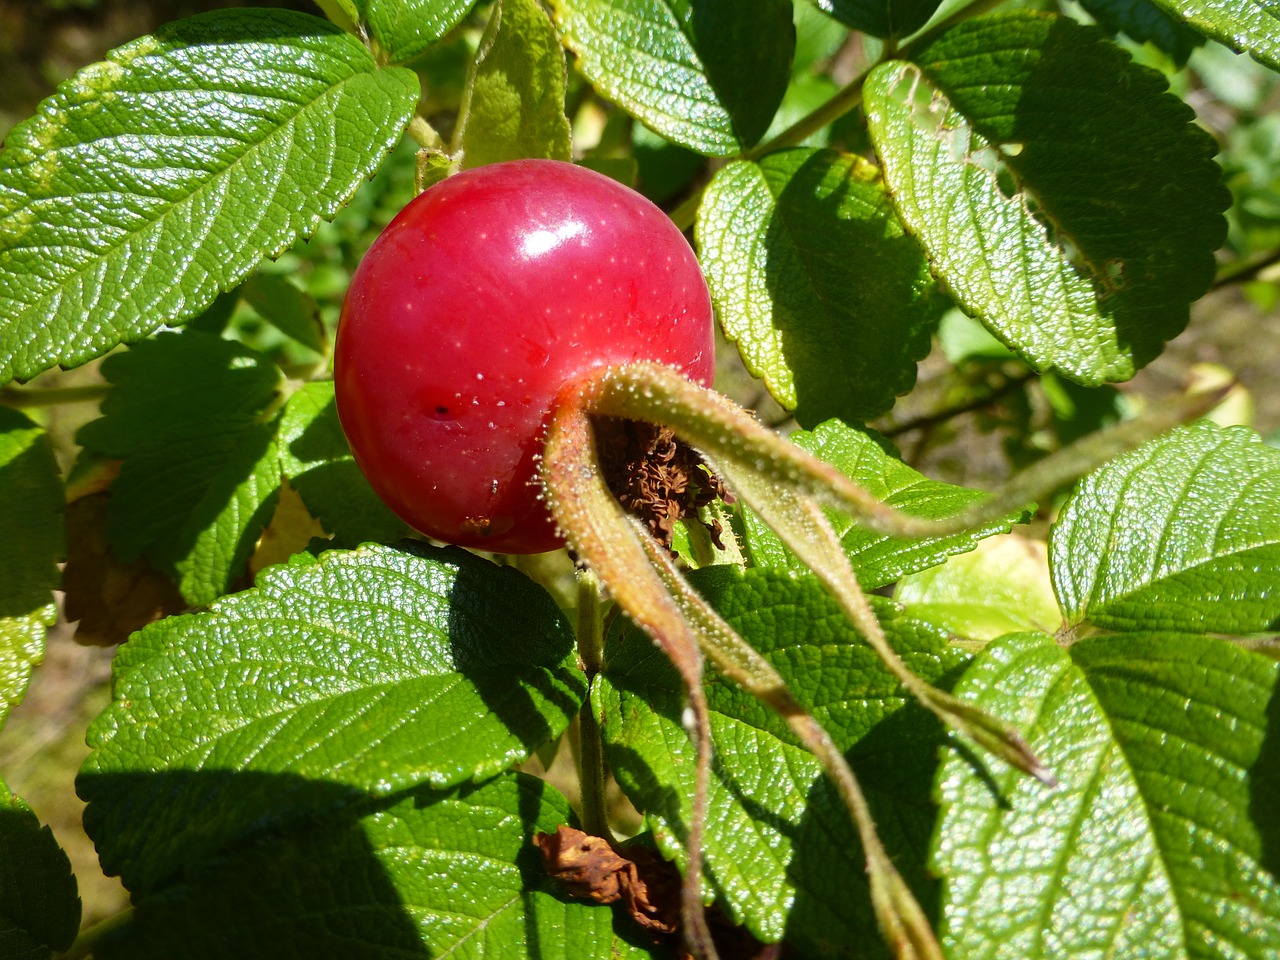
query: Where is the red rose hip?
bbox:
[334,159,716,554]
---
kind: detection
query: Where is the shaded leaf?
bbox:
[240,274,326,355]
[78,542,585,896]
[0,9,419,384]
[62,492,186,648]
[1077,0,1204,65]
[1147,0,1280,72]
[738,419,1026,588]
[864,13,1228,384]
[277,380,412,548]
[0,408,61,727]
[0,779,81,958]
[934,631,1280,960]
[94,773,620,960]
[599,565,967,952]
[550,0,793,156]
[810,0,942,39]
[76,330,283,606]
[458,0,572,168]
[1051,422,1280,634]
[696,149,944,426]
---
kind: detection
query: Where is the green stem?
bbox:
[881,370,1036,438]
[406,114,444,151]
[0,384,111,409]
[57,908,134,960]
[1212,245,1280,290]
[574,570,613,839]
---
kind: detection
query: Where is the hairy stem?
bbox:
[542,401,719,960]
[578,362,1225,540]
[575,570,613,839]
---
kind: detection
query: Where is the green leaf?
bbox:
[1076,0,1204,66]
[458,0,572,168]
[810,0,942,38]
[864,13,1229,385]
[278,381,412,548]
[549,0,794,156]
[599,565,968,951]
[1072,633,1280,959]
[78,542,585,896]
[92,773,619,960]
[240,274,326,355]
[738,419,1026,588]
[696,149,945,426]
[0,409,62,730]
[1051,422,1280,634]
[0,779,81,958]
[361,0,479,65]
[933,631,1280,960]
[0,9,419,385]
[1147,0,1280,72]
[895,534,1060,642]
[75,330,283,606]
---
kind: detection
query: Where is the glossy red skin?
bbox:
[335,160,715,553]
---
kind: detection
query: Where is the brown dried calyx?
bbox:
[593,417,734,552]
[534,826,784,960]
[534,826,680,936]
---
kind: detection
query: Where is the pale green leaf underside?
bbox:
[935,632,1280,960]
[895,534,1061,641]
[601,567,966,950]
[94,774,618,960]
[696,149,943,425]
[76,330,283,606]
[935,633,1183,959]
[1051,422,1280,634]
[1148,0,1280,72]
[550,0,793,156]
[739,419,1025,588]
[278,381,411,548]
[1,779,81,957]
[459,0,572,169]
[1071,634,1280,960]
[865,14,1227,385]
[79,543,585,896]
[362,0,478,65]
[0,8,419,384]
[0,409,62,730]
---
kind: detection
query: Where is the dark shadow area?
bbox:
[765,149,944,429]
[284,388,414,548]
[687,0,793,149]
[442,542,587,756]
[785,699,949,960]
[76,770,431,959]
[0,407,63,621]
[0,802,81,951]
[1251,678,1280,877]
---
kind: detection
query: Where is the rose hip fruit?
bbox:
[334,159,715,554]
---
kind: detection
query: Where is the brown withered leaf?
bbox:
[63,493,185,646]
[534,825,680,935]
